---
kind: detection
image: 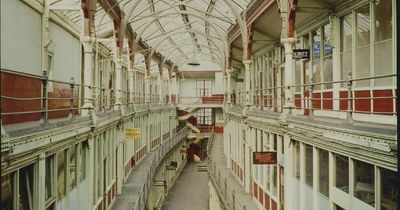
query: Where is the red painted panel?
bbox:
[373,89,394,114]
[215,126,224,133]
[108,191,111,205]
[259,186,264,204]
[253,183,258,199]
[322,92,333,110]
[312,93,321,109]
[294,94,301,108]
[354,90,371,112]
[48,83,79,119]
[264,193,270,210]
[339,91,348,110]
[1,71,41,124]
[271,200,277,210]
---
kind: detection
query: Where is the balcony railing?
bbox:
[227,73,397,121]
[0,69,176,126]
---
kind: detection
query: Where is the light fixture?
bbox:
[187,45,200,66]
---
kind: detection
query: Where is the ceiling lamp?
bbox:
[187,45,200,66]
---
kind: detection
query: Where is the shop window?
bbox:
[293,141,300,179]
[374,0,393,85]
[381,167,397,210]
[272,165,277,196]
[1,174,13,210]
[335,154,349,193]
[69,145,77,191]
[319,149,329,197]
[80,143,87,182]
[19,164,34,210]
[47,54,54,91]
[323,24,333,89]
[355,4,371,87]
[58,150,67,199]
[305,144,313,187]
[354,160,374,206]
[341,14,353,86]
[45,156,54,203]
[312,29,321,90]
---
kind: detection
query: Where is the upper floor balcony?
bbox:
[228,73,397,127]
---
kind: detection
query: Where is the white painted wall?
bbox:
[179,78,215,97]
[48,21,81,82]
[214,72,224,94]
[1,0,42,75]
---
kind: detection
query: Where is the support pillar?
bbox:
[36,153,46,210]
[244,60,252,109]
[114,55,123,109]
[128,69,134,106]
[82,38,95,116]
[280,38,296,119]
[86,137,95,208]
[226,69,232,106]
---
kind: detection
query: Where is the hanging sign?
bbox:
[170,161,178,167]
[125,128,141,140]
[253,152,277,164]
[293,49,310,59]
[197,165,207,172]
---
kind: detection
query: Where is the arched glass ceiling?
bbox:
[49,0,252,69]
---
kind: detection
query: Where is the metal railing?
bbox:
[135,127,188,210]
[179,96,224,105]
[206,129,248,210]
[0,69,176,126]
[227,73,396,120]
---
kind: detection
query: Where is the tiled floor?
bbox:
[162,162,210,210]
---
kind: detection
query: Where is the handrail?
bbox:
[206,129,249,210]
[134,127,188,210]
[1,69,177,125]
[226,73,397,120]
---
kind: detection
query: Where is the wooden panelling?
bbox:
[1,71,41,124]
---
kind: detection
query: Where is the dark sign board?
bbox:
[293,49,310,59]
[197,165,207,172]
[170,161,178,167]
[253,152,277,164]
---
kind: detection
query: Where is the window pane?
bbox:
[355,5,371,87]
[341,14,353,86]
[20,164,34,210]
[375,0,392,42]
[69,146,77,191]
[293,141,300,179]
[272,165,277,196]
[319,149,329,197]
[1,174,13,210]
[45,156,53,201]
[354,160,375,206]
[313,59,321,90]
[305,145,313,187]
[323,24,332,56]
[381,168,397,210]
[374,0,393,85]
[80,143,86,182]
[58,150,67,199]
[295,59,301,92]
[323,56,333,89]
[335,154,349,193]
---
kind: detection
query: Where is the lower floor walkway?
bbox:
[208,133,259,210]
[161,162,209,210]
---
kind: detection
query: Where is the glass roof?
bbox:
[49,0,253,69]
